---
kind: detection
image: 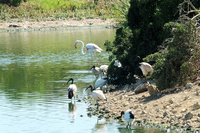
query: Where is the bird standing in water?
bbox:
[67,78,77,100]
[74,40,103,66]
[120,109,135,128]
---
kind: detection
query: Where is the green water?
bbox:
[0,29,165,133]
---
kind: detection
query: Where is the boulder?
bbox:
[134,83,149,94]
[148,84,159,96]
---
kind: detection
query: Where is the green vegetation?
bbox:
[105,0,200,90]
[0,0,128,22]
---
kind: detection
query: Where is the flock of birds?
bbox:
[66,40,154,128]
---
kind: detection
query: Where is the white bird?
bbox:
[86,85,107,108]
[74,40,103,66]
[121,109,135,128]
[114,60,122,68]
[135,56,154,82]
[67,78,77,100]
[99,65,108,78]
[90,65,108,79]
[90,65,100,79]
[95,78,108,89]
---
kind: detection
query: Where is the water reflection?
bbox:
[68,102,77,123]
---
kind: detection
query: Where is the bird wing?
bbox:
[68,84,77,91]
[86,43,103,52]
[95,78,107,88]
[93,90,106,100]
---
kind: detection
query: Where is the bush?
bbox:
[105,0,200,87]
[0,0,23,6]
[145,19,200,90]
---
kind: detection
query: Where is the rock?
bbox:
[132,104,139,109]
[163,110,170,117]
[141,110,147,114]
[168,98,175,104]
[193,102,200,110]
[185,112,193,120]
[134,83,149,94]
[148,84,159,96]
[122,84,129,90]
[170,109,177,114]
[181,109,187,113]
[186,83,193,89]
[174,103,181,107]
[197,117,200,122]
[175,113,182,119]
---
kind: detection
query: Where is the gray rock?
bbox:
[186,83,193,89]
[193,102,200,110]
[185,112,193,120]
[163,110,170,117]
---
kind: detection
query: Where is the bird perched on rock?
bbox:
[67,78,77,100]
[120,109,135,128]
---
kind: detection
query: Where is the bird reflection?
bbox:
[92,119,107,132]
[118,127,135,133]
[68,102,77,123]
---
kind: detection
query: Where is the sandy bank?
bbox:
[0,18,118,32]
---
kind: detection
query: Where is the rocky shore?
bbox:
[85,80,200,132]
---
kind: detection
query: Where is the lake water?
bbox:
[0,28,165,133]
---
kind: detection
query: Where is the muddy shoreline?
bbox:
[0,18,118,32]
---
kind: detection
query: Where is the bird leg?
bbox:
[91,53,94,65]
[94,53,98,66]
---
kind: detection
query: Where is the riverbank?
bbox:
[0,18,118,32]
[86,80,200,132]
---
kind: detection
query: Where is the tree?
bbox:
[105,0,200,86]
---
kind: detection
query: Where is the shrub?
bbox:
[144,1,200,90]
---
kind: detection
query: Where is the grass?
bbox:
[0,0,129,22]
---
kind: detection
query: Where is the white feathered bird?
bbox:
[121,109,135,128]
[74,40,103,66]
[135,56,154,81]
[86,85,107,108]
[95,78,108,90]
[90,65,108,79]
[67,78,77,100]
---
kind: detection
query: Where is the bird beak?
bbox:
[74,43,77,49]
[85,86,89,91]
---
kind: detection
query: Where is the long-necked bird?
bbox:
[121,109,135,128]
[135,56,154,81]
[86,85,106,108]
[74,40,103,66]
[67,78,77,100]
